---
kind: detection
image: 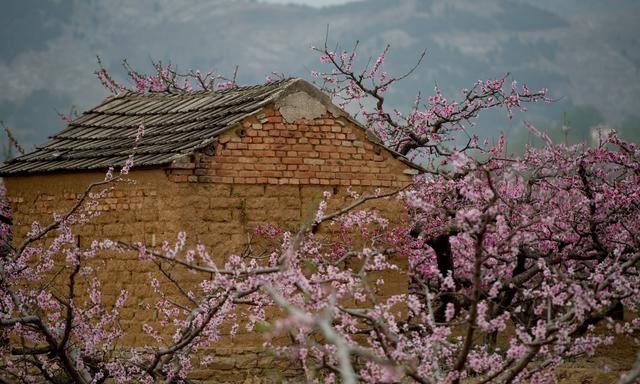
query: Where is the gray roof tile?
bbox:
[0,78,296,176]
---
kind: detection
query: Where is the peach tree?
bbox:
[0,43,639,384]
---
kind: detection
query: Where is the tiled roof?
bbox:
[0,78,300,176]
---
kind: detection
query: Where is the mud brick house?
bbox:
[0,78,418,382]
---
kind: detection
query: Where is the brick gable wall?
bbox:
[166,105,414,188]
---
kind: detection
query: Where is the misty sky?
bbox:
[1,0,639,156]
[259,0,362,6]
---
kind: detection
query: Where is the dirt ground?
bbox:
[556,331,639,383]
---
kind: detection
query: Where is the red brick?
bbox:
[294,171,314,178]
[292,144,313,152]
[304,159,324,165]
[239,171,260,177]
[315,145,333,152]
[255,164,276,171]
[282,158,302,165]
[170,162,195,169]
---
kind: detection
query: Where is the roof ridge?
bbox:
[111,77,298,98]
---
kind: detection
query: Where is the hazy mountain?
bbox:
[1,0,639,156]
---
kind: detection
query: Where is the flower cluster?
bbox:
[95,58,238,95]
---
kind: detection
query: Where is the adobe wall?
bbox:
[3,106,414,383]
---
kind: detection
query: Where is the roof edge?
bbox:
[0,78,424,176]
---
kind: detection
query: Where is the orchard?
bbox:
[1,40,639,384]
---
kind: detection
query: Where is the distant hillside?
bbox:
[1,0,639,155]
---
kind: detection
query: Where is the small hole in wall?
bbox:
[235,128,246,138]
[203,145,215,156]
[374,146,382,155]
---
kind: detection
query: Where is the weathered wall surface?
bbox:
[4,104,413,382]
[165,105,415,188]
